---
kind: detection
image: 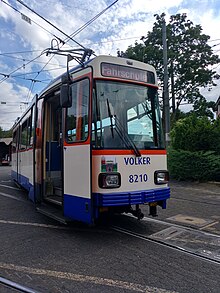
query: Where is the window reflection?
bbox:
[66,79,90,143]
[92,81,164,149]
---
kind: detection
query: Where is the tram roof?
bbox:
[12,55,157,128]
[40,55,157,97]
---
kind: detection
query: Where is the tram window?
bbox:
[27,114,32,148]
[30,107,35,146]
[12,129,18,152]
[66,78,90,143]
[127,102,154,146]
[20,120,28,150]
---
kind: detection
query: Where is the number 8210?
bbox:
[128,174,148,183]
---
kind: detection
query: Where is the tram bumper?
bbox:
[93,187,170,219]
[94,187,170,207]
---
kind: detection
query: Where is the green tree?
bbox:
[170,109,190,127]
[190,96,215,119]
[2,129,13,138]
[0,127,13,138]
[122,13,220,115]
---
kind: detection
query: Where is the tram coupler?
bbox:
[149,203,158,217]
[129,205,144,220]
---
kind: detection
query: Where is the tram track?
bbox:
[0,276,39,293]
[110,215,220,266]
[111,225,220,265]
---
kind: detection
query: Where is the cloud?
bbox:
[0,0,220,129]
[0,81,30,130]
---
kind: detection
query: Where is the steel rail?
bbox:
[122,213,220,237]
[0,276,40,293]
[111,224,220,265]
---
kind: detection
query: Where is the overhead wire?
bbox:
[25,53,58,103]
[1,0,65,45]
[0,0,74,88]
[63,0,119,44]
[2,0,119,67]
[15,76,50,83]
[12,66,66,78]
[0,1,58,85]
[0,0,119,108]
[1,0,219,70]
[84,36,143,47]
[0,35,141,59]
[0,49,42,55]
[211,42,220,48]
[13,0,119,98]
[16,0,86,49]
[16,0,119,50]
[26,79,35,102]
[0,52,66,67]
[0,52,45,84]
[3,0,218,51]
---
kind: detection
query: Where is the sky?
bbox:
[0,0,220,130]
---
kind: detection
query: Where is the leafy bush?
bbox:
[168,148,220,181]
[168,115,220,181]
[170,115,220,153]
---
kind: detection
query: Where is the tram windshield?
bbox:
[92,80,165,150]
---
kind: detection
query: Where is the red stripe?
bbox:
[92,149,166,156]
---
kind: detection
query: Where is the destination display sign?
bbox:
[101,62,155,84]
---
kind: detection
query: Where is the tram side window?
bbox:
[66,78,90,143]
[19,109,33,150]
[12,129,18,153]
[27,109,34,148]
[30,107,35,146]
[20,120,28,150]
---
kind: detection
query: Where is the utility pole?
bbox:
[162,17,170,147]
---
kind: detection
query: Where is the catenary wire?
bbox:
[63,0,119,44]
[1,1,119,107]
[16,0,86,49]
[0,1,119,84]
[0,52,45,84]
[13,0,119,98]
[1,0,65,44]
[0,53,66,67]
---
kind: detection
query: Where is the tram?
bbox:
[11,54,170,224]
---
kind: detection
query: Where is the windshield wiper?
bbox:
[113,115,141,157]
[106,99,141,157]
[106,98,114,138]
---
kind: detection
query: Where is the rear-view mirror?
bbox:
[60,84,72,108]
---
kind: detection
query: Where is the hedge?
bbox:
[167,148,220,181]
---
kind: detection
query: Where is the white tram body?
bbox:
[11,55,170,224]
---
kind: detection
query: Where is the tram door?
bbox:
[63,74,93,224]
[43,95,63,206]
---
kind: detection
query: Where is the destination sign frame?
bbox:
[101,62,155,84]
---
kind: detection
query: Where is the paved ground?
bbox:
[158,180,220,234]
[0,166,220,293]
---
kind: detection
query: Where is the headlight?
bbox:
[98,173,121,189]
[154,170,169,185]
